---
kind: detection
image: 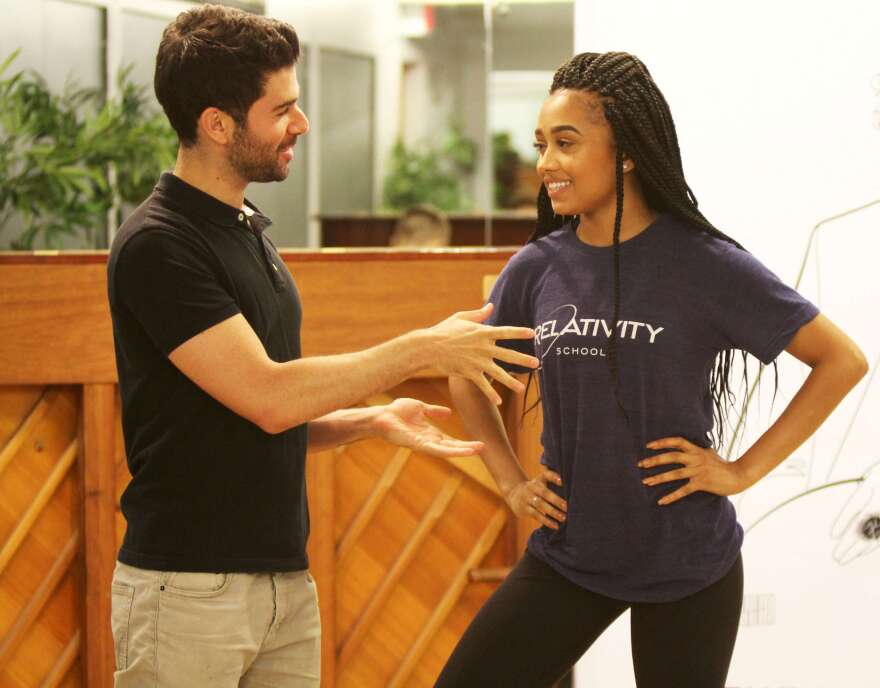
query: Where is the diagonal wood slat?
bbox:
[388,507,509,688]
[338,471,465,665]
[0,391,53,478]
[39,630,80,688]
[336,446,411,564]
[469,566,512,582]
[0,439,78,577]
[0,532,79,670]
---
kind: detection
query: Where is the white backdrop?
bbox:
[571,1,880,686]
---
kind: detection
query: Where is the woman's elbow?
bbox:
[851,347,870,381]
[836,345,869,386]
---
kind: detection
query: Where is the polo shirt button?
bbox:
[238,212,244,221]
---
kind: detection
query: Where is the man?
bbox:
[106,5,537,686]
[390,204,452,247]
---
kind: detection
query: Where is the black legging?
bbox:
[435,550,743,688]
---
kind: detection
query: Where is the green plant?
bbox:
[382,123,477,212]
[493,131,521,209]
[0,50,177,249]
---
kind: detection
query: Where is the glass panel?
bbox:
[264,1,493,247]
[0,0,105,249]
[44,0,104,93]
[490,1,574,244]
[397,5,486,216]
[319,48,374,214]
[121,10,169,113]
[0,0,44,72]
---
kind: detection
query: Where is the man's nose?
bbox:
[292,109,309,136]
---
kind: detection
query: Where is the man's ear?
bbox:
[197,107,236,146]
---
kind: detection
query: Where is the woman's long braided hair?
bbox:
[526,51,775,449]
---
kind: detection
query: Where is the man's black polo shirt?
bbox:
[107,172,309,573]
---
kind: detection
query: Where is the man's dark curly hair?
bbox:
[155,4,300,147]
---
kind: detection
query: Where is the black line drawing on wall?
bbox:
[727,198,880,566]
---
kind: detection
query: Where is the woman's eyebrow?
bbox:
[534,124,582,136]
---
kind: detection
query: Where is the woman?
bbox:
[435,52,868,688]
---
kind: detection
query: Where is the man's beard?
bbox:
[229,125,291,183]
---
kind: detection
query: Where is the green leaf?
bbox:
[0,49,21,78]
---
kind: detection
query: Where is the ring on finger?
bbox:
[532,495,539,508]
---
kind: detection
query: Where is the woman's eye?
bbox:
[533,142,546,151]
[557,139,570,148]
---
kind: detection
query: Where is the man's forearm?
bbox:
[261,329,435,433]
[307,406,382,452]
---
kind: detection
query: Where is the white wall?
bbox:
[572,1,880,687]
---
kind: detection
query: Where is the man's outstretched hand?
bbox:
[426,303,538,406]
[372,397,484,458]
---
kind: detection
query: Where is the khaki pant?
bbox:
[111,561,321,687]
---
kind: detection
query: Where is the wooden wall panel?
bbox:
[0,388,82,687]
[0,265,115,385]
[290,256,511,359]
[0,252,514,385]
[0,251,549,688]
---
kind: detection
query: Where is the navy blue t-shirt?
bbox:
[487,213,819,602]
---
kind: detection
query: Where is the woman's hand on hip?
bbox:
[505,470,567,529]
[638,436,750,506]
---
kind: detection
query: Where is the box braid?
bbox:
[524,51,776,449]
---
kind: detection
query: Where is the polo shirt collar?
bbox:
[155,172,273,233]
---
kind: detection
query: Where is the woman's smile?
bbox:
[545,180,573,198]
